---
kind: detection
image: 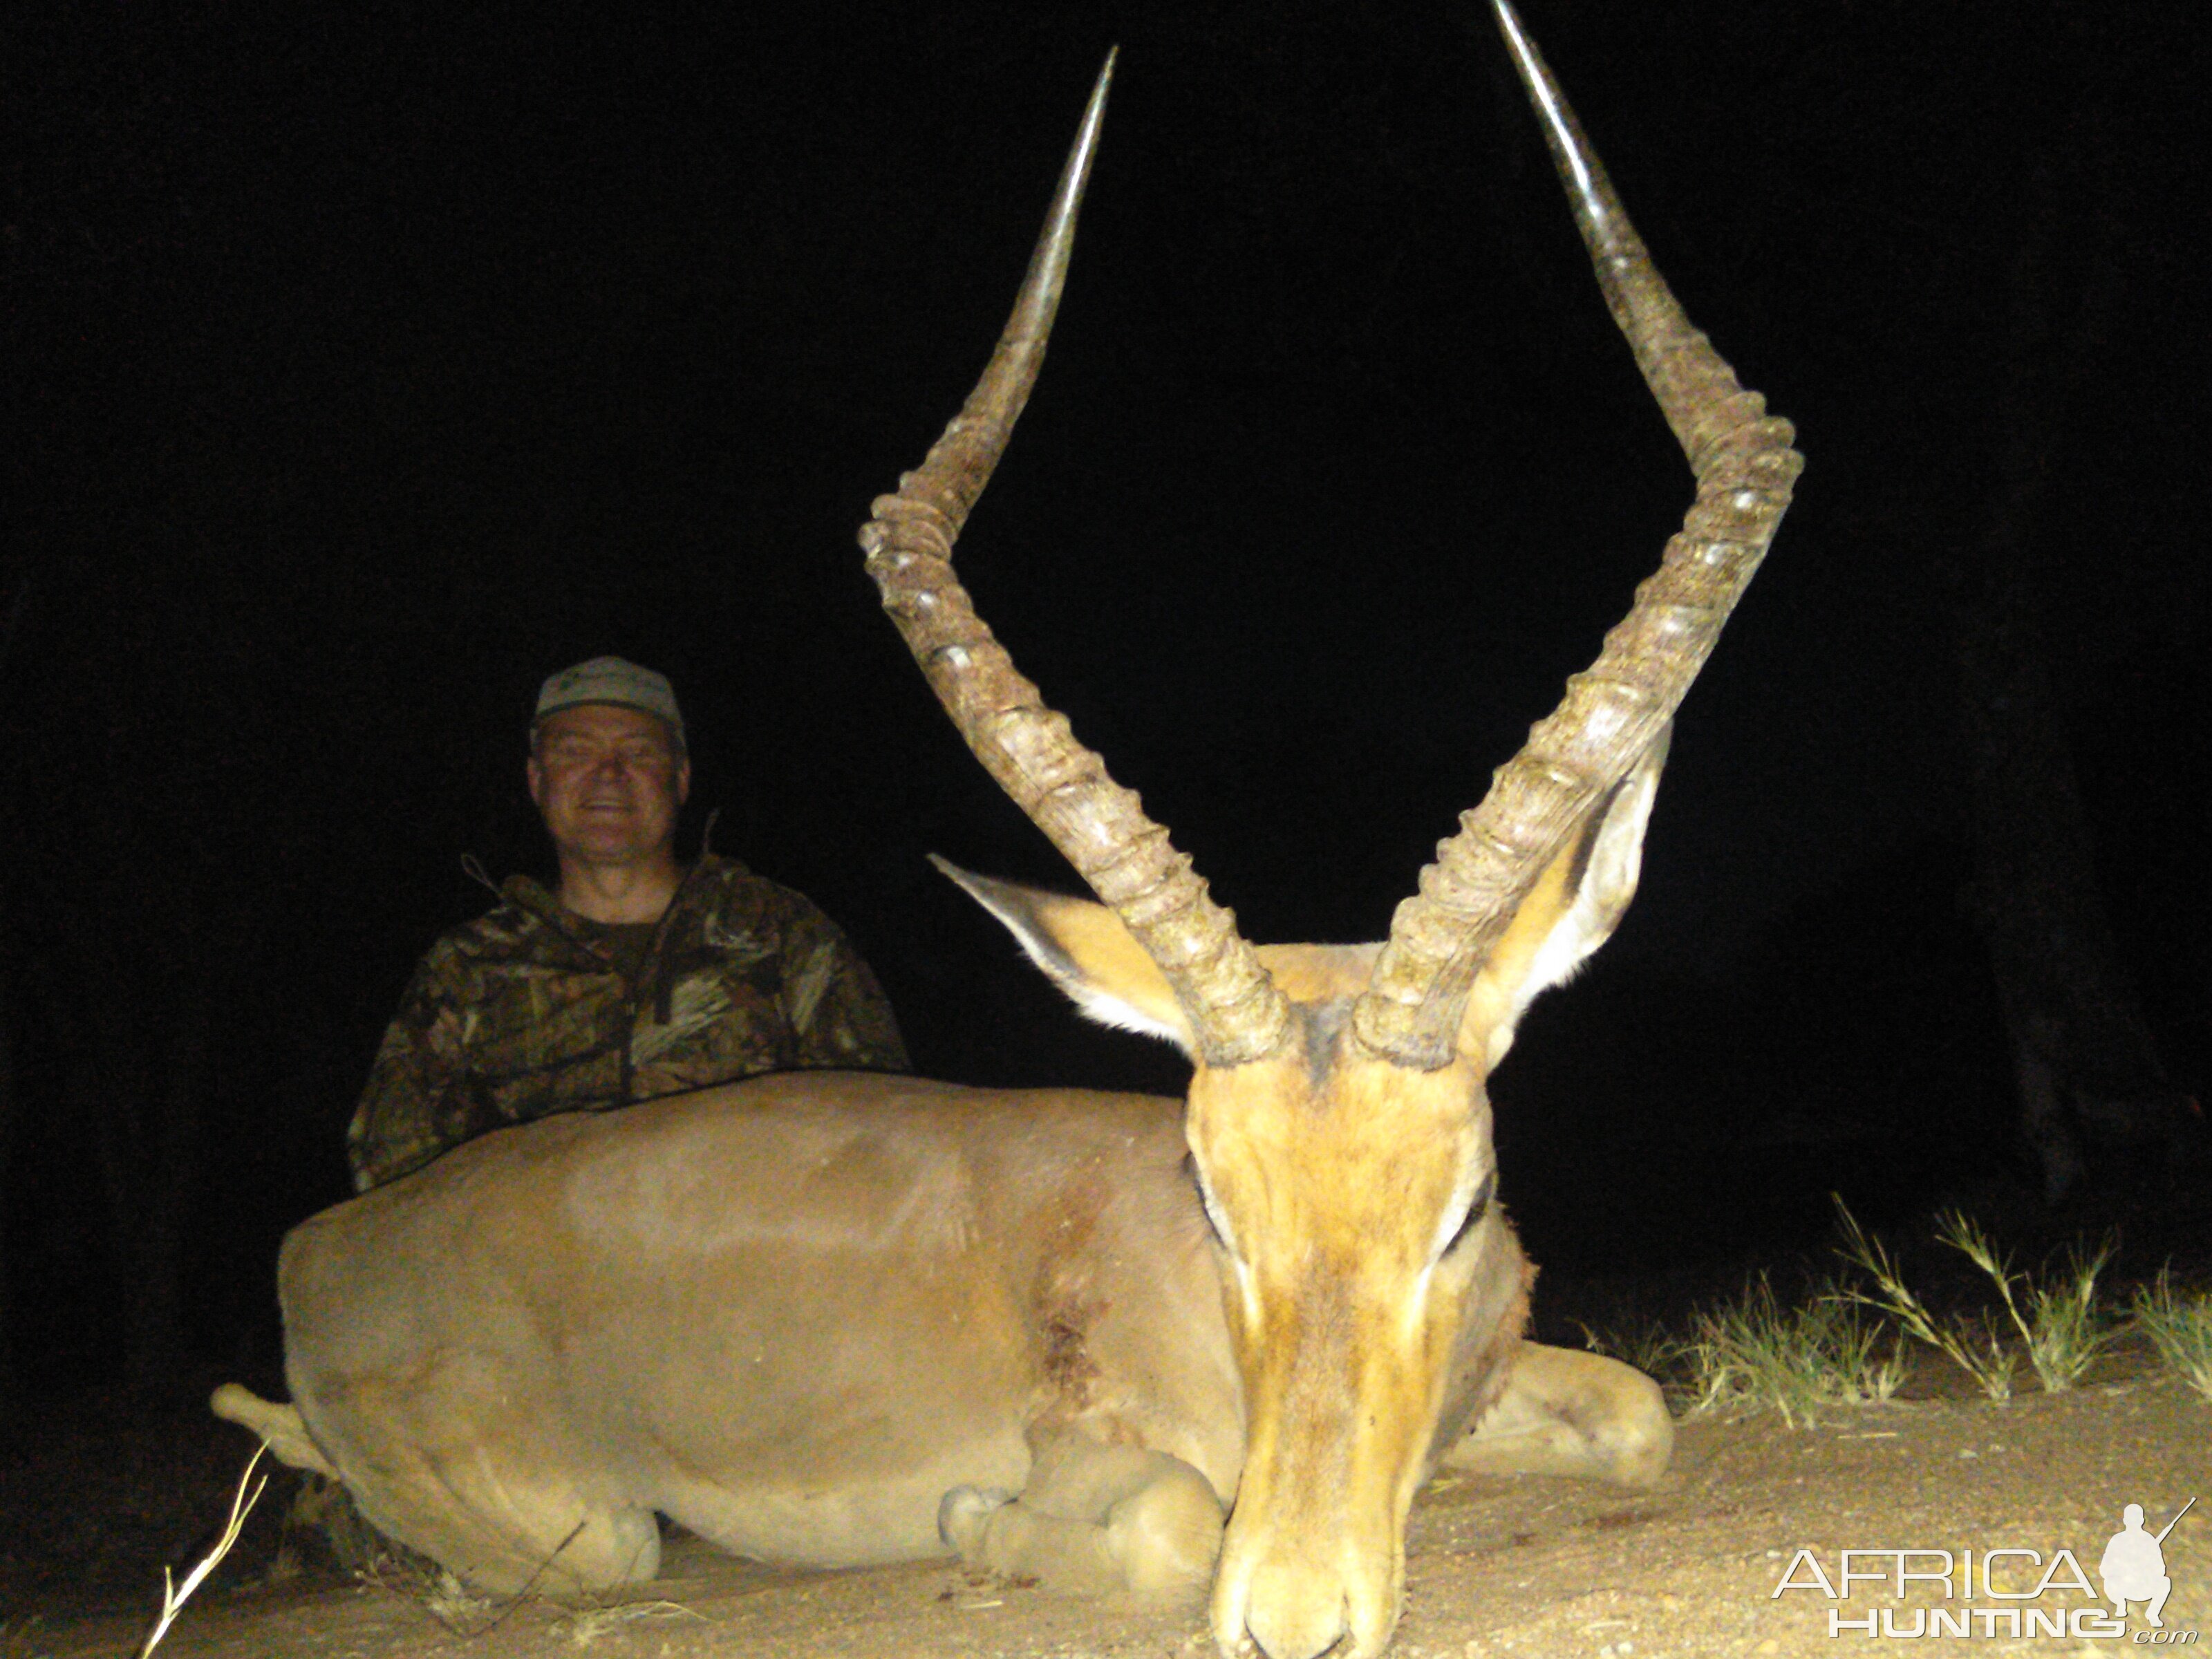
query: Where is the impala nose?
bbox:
[1244,1562,1349,1659]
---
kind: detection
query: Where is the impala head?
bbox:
[856,7,1800,1657]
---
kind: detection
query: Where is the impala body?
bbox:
[217,8,1799,1657]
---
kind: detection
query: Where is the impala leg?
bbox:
[939,1432,1224,1595]
[306,1365,661,1596]
[346,1455,661,1597]
[1441,1340,1672,1488]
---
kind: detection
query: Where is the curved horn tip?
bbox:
[1003,46,1118,348]
[1489,0,1620,246]
[1490,0,1548,82]
[1072,47,1117,180]
[1070,47,1118,174]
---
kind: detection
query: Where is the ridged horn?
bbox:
[1353,0,1804,1069]
[857,53,1293,1067]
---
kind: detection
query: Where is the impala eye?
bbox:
[1443,1172,1497,1258]
[1183,1152,1234,1253]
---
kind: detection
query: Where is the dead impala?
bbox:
[216,6,1799,1656]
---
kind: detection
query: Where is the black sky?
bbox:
[3,1,2207,1376]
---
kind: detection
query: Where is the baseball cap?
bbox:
[532,656,686,751]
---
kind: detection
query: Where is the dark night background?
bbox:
[1,0,2206,1407]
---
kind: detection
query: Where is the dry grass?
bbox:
[1833,1200,2018,1400]
[1831,1198,2114,1401]
[1936,1211,2115,1394]
[137,1445,268,1657]
[552,1600,709,1647]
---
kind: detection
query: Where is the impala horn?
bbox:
[1351,0,1805,1070]
[857,53,1293,1067]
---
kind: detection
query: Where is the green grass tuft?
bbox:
[1674,1273,1904,1429]
[2132,1268,2212,1402]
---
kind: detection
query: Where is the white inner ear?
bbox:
[939,864,1197,1057]
[1044,962,1192,1052]
[1487,729,1669,1069]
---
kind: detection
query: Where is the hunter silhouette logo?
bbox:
[2103,1498,2193,1629]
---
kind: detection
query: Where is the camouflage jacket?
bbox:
[347,854,908,1190]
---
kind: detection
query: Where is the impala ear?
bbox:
[930,855,1198,1056]
[1459,724,1671,1071]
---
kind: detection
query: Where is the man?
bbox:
[347,656,908,1190]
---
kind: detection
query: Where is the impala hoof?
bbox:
[937,1485,1015,1553]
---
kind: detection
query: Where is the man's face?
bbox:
[527,704,691,869]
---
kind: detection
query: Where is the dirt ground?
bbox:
[4,1367,2206,1659]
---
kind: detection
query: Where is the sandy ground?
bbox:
[4,1367,2206,1659]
